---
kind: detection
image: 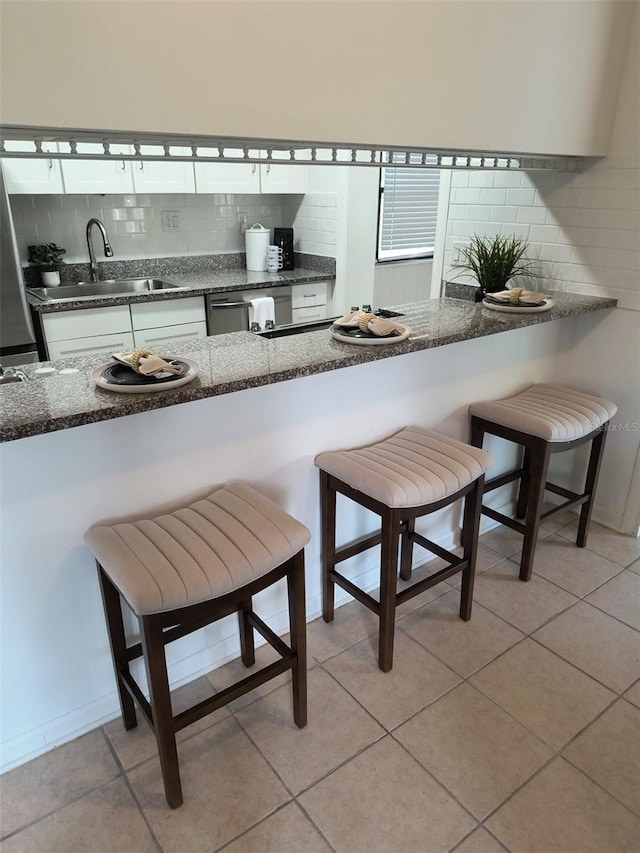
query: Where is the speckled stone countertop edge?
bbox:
[27,267,335,313]
[0,292,618,443]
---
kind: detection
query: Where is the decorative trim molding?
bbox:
[0,125,587,173]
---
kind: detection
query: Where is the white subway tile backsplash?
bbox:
[506,188,536,206]
[493,171,525,188]
[529,224,561,243]
[9,191,302,263]
[490,206,519,221]
[454,188,482,204]
[467,171,495,188]
[501,223,531,240]
[479,188,507,205]
[516,206,547,225]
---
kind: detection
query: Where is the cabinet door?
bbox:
[60,143,134,194]
[46,331,134,360]
[291,305,330,324]
[130,297,205,330]
[194,149,261,193]
[291,281,329,309]
[42,305,132,341]
[133,146,195,193]
[2,141,64,194]
[133,321,207,349]
[259,164,306,194]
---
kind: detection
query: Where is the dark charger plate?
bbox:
[101,359,190,386]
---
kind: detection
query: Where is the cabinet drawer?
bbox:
[291,281,329,309]
[291,305,329,324]
[130,297,205,330]
[42,305,131,342]
[133,321,207,349]
[46,332,134,360]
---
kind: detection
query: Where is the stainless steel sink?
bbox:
[28,279,186,301]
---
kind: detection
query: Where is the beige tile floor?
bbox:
[2,523,640,852]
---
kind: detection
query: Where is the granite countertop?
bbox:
[27,267,335,313]
[1,291,617,443]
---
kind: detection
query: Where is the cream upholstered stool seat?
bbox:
[315,426,493,672]
[469,383,617,581]
[85,481,310,808]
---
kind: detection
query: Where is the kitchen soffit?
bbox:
[0,125,587,173]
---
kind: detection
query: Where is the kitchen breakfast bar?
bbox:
[0,291,618,770]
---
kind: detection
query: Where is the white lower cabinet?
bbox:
[133,321,207,349]
[291,281,331,323]
[41,298,206,360]
[46,332,135,360]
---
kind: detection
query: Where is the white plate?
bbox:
[482,298,554,314]
[330,323,411,345]
[91,358,199,394]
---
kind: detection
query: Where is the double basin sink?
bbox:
[28,278,186,302]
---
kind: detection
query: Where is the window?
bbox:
[377,166,441,262]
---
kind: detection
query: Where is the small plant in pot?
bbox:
[27,243,67,286]
[455,234,541,303]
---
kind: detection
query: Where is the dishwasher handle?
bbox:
[207,300,250,310]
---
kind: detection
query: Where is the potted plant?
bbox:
[454,234,541,302]
[27,242,67,286]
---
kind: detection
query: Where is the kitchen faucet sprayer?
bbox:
[86,218,114,282]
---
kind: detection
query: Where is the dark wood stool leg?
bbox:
[287,550,307,729]
[460,476,483,620]
[516,447,532,519]
[140,615,182,809]
[399,517,415,581]
[238,598,255,667]
[96,563,137,730]
[469,415,485,450]
[320,470,336,623]
[378,507,400,672]
[519,439,551,582]
[577,427,608,547]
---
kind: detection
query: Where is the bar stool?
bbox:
[469,383,617,581]
[315,426,493,672]
[85,481,310,808]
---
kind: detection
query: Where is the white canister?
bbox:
[244,223,271,271]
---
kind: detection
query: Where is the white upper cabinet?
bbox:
[259,163,305,194]
[2,141,64,194]
[61,143,135,194]
[194,148,261,193]
[132,146,195,193]
[194,149,305,194]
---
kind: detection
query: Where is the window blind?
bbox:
[378,167,441,261]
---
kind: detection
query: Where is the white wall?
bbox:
[374,260,433,307]
[434,7,640,532]
[0,1,634,156]
[0,316,587,771]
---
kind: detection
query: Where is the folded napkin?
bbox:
[335,311,404,337]
[487,288,548,306]
[111,350,183,376]
[334,311,362,328]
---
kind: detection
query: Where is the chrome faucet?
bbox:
[85,218,114,282]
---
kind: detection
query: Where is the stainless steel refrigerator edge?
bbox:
[0,166,38,365]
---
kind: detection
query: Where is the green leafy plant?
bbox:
[455,234,541,293]
[27,242,67,271]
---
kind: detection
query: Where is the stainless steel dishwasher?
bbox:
[205,286,292,334]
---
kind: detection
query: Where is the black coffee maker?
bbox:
[273,227,294,270]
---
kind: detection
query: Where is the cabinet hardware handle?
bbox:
[48,158,53,170]
[266,163,271,174]
[121,161,126,171]
[304,294,317,298]
[251,163,256,175]
[139,162,144,171]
